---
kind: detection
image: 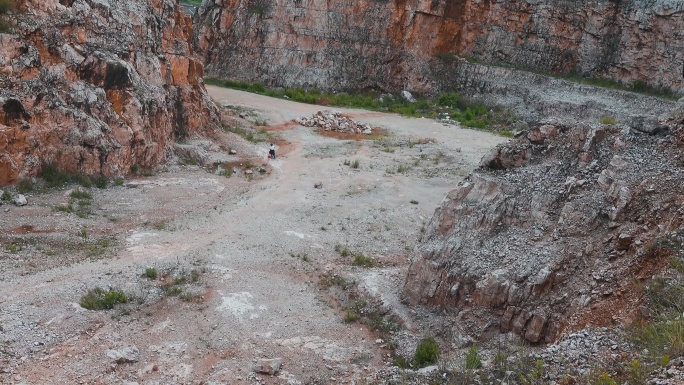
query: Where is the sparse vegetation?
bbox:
[413,336,440,368]
[599,115,617,125]
[145,268,158,280]
[79,287,128,310]
[0,0,16,33]
[410,200,419,205]
[206,79,517,132]
[1,190,11,201]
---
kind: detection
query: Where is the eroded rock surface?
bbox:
[193,0,684,95]
[403,108,684,344]
[0,0,219,185]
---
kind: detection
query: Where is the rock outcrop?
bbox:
[193,0,684,96]
[403,107,684,344]
[0,0,219,186]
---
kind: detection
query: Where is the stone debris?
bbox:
[106,346,140,364]
[253,358,282,375]
[12,194,27,206]
[295,111,375,134]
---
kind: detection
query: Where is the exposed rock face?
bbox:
[0,0,219,186]
[403,111,684,344]
[193,0,684,95]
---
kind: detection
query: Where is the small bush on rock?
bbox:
[80,288,128,310]
[413,336,440,368]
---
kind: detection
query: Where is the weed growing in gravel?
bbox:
[410,200,419,205]
[352,253,377,267]
[5,243,21,253]
[145,268,158,279]
[464,345,483,370]
[433,153,442,164]
[54,189,94,217]
[79,287,128,310]
[158,268,205,302]
[1,190,11,201]
[17,179,34,194]
[599,115,617,125]
[351,159,360,169]
[222,123,272,143]
[397,164,411,173]
[381,147,395,153]
[290,252,310,262]
[321,274,353,290]
[152,221,169,231]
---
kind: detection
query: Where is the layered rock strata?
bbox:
[403,98,684,343]
[193,0,684,96]
[0,0,219,185]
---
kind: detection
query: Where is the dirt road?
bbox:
[0,87,506,384]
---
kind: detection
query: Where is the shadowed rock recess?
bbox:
[403,97,684,344]
[0,0,219,185]
[193,0,684,95]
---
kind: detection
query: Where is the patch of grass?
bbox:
[352,253,377,268]
[410,200,419,205]
[158,268,204,301]
[221,124,271,143]
[145,268,158,280]
[599,115,617,125]
[413,336,440,368]
[397,164,411,173]
[1,190,11,201]
[16,179,34,194]
[79,287,128,310]
[343,308,360,323]
[350,159,360,169]
[5,243,21,253]
[464,345,483,370]
[381,147,395,153]
[70,190,92,200]
[152,221,169,231]
[334,244,351,257]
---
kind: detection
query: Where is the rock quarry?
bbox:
[0,0,219,185]
[193,0,684,96]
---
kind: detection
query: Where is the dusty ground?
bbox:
[0,87,505,384]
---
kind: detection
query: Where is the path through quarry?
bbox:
[0,87,505,384]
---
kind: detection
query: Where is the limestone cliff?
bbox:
[0,0,219,186]
[193,0,683,95]
[403,99,684,344]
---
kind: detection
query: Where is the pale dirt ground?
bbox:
[0,87,506,384]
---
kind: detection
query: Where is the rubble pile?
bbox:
[295,111,374,134]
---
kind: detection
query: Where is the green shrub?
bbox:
[145,268,158,280]
[464,345,483,370]
[70,190,92,200]
[351,159,360,169]
[0,190,11,201]
[352,253,376,267]
[0,0,15,14]
[437,92,462,108]
[41,162,69,187]
[93,176,108,189]
[79,288,128,310]
[413,336,440,368]
[599,115,617,125]
[17,179,34,193]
